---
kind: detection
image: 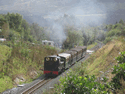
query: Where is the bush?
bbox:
[111,51,125,90]
[107,29,121,37]
[104,37,112,44]
[19,47,31,57]
[56,70,110,94]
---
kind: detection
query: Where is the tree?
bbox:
[5,13,23,30]
[119,19,124,25]
[63,30,82,49]
[82,31,90,46]
[0,18,9,38]
[1,22,9,38]
[30,23,45,41]
[21,19,29,31]
[107,24,113,32]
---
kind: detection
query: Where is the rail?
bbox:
[21,78,51,94]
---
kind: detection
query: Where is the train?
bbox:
[44,46,87,76]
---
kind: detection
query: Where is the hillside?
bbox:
[0,43,58,93]
[46,37,125,94]
[86,37,125,77]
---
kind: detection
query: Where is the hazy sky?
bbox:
[0,0,123,15]
[0,0,125,25]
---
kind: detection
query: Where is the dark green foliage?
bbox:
[104,19,125,44]
[111,51,125,90]
[8,30,16,41]
[119,19,124,25]
[104,37,112,44]
[63,30,83,49]
[0,18,6,26]
[57,70,110,94]
[106,24,113,32]
[82,32,90,45]
[114,23,124,30]
[30,23,45,41]
[5,13,23,30]
[88,35,95,44]
[106,29,121,37]
[81,26,106,46]
[0,12,47,43]
[21,19,29,31]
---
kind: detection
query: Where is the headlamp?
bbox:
[54,57,57,62]
[46,57,50,61]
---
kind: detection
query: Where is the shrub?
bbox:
[111,51,125,90]
[19,47,31,57]
[104,37,112,44]
[107,29,121,37]
[56,70,110,94]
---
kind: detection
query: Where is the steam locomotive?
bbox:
[44,46,87,76]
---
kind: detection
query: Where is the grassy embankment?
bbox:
[44,37,125,94]
[0,42,58,93]
[86,37,125,78]
[87,42,97,50]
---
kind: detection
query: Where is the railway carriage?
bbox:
[76,46,87,57]
[70,48,83,61]
[64,50,77,64]
[58,53,71,69]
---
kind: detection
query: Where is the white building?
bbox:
[42,40,54,46]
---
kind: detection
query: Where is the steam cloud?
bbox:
[44,0,107,44]
[0,0,125,45]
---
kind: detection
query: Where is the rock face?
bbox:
[13,70,38,85]
[29,70,38,79]
[13,75,25,85]
[27,67,38,79]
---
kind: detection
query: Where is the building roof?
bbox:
[42,40,54,43]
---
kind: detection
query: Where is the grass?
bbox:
[87,42,97,49]
[0,42,58,93]
[0,76,13,92]
[84,38,125,78]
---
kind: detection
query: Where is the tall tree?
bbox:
[119,19,124,25]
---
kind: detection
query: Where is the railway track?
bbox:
[21,78,51,94]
